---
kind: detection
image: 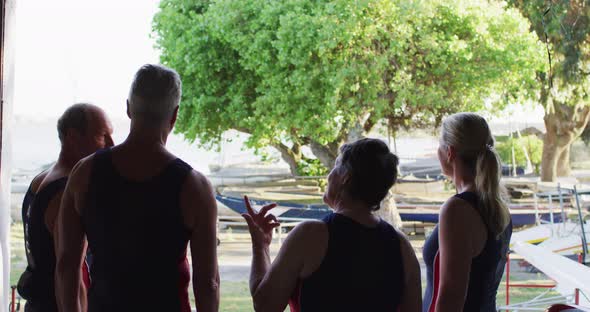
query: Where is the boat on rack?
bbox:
[215,194,566,227]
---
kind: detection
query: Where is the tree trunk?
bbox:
[540,129,561,182]
[556,145,571,177]
[540,102,590,181]
[272,142,302,176]
[375,188,402,228]
[310,141,339,169]
[347,122,365,142]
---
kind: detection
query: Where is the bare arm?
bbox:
[183,171,220,312]
[55,161,90,312]
[434,199,474,312]
[50,191,88,312]
[243,198,325,312]
[397,230,422,312]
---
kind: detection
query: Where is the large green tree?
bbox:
[507,0,590,181]
[153,0,544,175]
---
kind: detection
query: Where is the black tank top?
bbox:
[82,149,193,312]
[20,176,68,312]
[290,213,405,312]
[423,192,513,312]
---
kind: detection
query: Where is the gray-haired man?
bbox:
[56,64,219,312]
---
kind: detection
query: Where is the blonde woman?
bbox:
[423,113,512,312]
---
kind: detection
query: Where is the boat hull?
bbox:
[215,195,559,227]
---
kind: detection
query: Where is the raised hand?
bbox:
[241,196,280,248]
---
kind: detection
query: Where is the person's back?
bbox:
[19,171,64,312]
[18,104,113,312]
[294,213,404,311]
[56,64,220,312]
[423,192,512,311]
[82,147,192,311]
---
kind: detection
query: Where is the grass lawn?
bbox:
[219,282,254,312]
[217,279,561,312]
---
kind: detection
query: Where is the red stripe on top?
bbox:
[178,249,191,312]
[82,261,90,289]
[428,251,441,312]
[288,280,302,312]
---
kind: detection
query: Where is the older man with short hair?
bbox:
[18,103,113,312]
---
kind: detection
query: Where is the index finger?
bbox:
[244,195,255,215]
[259,203,278,216]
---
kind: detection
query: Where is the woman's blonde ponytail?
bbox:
[475,146,510,238]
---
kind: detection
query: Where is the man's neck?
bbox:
[126,123,169,148]
[56,150,80,173]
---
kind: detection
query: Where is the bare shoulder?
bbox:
[180,169,216,230]
[66,155,96,192]
[72,155,94,175]
[182,169,214,200]
[439,196,478,224]
[395,228,414,252]
[289,220,328,278]
[285,220,328,249]
[290,220,326,238]
[30,170,50,193]
[186,169,212,189]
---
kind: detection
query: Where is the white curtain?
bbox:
[1,0,17,310]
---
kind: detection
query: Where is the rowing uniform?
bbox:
[423,192,513,312]
[289,212,405,312]
[82,149,192,312]
[19,176,91,311]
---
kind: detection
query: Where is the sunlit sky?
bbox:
[14,0,161,119]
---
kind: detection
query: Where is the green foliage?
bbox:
[506,0,590,109]
[153,0,546,169]
[496,135,543,172]
[296,158,329,177]
[507,0,590,85]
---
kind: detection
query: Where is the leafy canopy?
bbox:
[153,0,545,152]
[497,135,544,171]
[507,0,590,107]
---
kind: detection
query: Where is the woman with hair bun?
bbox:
[423,113,513,312]
[243,138,422,312]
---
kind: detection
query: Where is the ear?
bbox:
[126,100,131,119]
[170,105,179,129]
[447,145,456,162]
[339,170,351,188]
[64,128,81,146]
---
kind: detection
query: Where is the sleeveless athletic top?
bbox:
[289,212,405,312]
[82,149,193,312]
[19,176,67,312]
[423,192,513,312]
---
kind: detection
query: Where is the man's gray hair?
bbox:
[128,64,182,122]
